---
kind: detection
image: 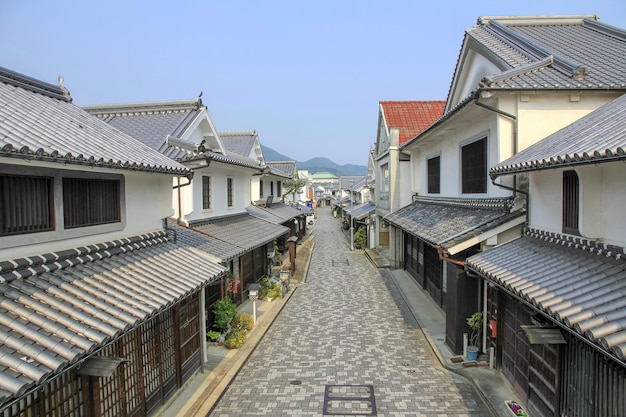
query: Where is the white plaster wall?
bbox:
[516,93,616,152]
[125,171,175,229]
[449,50,500,108]
[528,163,626,247]
[398,160,412,208]
[527,170,562,232]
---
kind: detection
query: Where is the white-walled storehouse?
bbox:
[0,67,227,416]
[466,95,626,416]
[84,100,291,309]
[385,15,626,360]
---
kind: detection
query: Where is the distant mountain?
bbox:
[261,145,366,176]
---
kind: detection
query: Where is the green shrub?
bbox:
[206,330,221,342]
[267,283,281,299]
[354,226,367,249]
[224,329,246,349]
[231,312,254,331]
[259,276,272,298]
[213,297,237,331]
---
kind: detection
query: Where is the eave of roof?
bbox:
[466,227,626,365]
[490,93,626,178]
[247,202,304,224]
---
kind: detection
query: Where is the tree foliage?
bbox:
[282,173,307,202]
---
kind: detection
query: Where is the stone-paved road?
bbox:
[208,207,491,417]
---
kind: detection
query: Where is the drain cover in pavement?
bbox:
[323,385,376,415]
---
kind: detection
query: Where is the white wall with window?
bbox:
[406,114,499,198]
[528,163,626,247]
[177,165,254,222]
[1,161,176,259]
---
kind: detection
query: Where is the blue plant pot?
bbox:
[467,346,479,361]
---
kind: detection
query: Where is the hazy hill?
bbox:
[261,145,366,176]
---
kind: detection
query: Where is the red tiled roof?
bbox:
[380,101,445,145]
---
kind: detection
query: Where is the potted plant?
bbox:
[224,329,246,349]
[259,276,272,300]
[212,297,237,332]
[466,311,483,361]
[266,283,281,301]
[206,330,221,343]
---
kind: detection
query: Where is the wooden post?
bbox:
[288,236,297,275]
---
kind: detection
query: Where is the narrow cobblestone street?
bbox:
[208,207,492,417]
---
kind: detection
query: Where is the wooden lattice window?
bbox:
[178,296,200,367]
[227,178,234,207]
[562,170,579,235]
[63,177,120,228]
[42,371,84,417]
[427,156,441,194]
[202,176,211,210]
[1,174,54,236]
[461,138,487,194]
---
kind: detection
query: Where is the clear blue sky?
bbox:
[1,1,625,166]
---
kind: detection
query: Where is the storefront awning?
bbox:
[520,326,566,345]
[466,228,626,362]
[173,213,290,262]
[345,203,376,220]
[384,197,525,254]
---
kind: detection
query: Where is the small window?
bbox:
[202,176,211,210]
[461,138,487,194]
[63,178,120,228]
[381,163,389,192]
[260,180,264,198]
[227,178,234,207]
[563,170,579,235]
[270,181,274,196]
[1,174,54,236]
[427,156,441,194]
[277,181,282,198]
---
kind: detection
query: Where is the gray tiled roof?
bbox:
[0,67,190,176]
[339,176,365,190]
[170,214,289,262]
[384,197,525,251]
[466,228,626,362]
[247,202,304,224]
[490,93,626,178]
[345,202,375,220]
[0,232,226,405]
[219,131,257,158]
[469,16,626,90]
[266,161,297,177]
[84,101,264,171]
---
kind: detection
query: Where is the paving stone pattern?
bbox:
[209,208,492,417]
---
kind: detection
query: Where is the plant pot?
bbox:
[504,400,528,417]
[467,346,479,361]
